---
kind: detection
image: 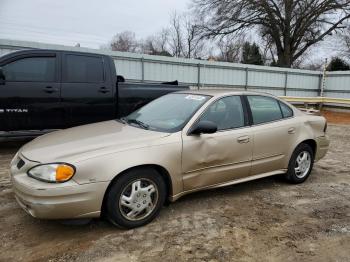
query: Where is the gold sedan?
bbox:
[10,90,329,228]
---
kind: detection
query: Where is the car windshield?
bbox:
[122,93,211,133]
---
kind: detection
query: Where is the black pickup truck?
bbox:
[0,49,188,138]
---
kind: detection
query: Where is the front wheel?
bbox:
[285,143,314,184]
[106,168,166,229]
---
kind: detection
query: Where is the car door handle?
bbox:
[237,136,250,143]
[98,87,110,93]
[43,86,58,93]
[288,127,296,134]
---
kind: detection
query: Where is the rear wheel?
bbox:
[285,143,314,184]
[106,167,166,229]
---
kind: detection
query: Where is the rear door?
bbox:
[246,95,299,175]
[0,52,61,131]
[61,53,114,127]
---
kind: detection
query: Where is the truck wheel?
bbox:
[106,167,166,229]
[285,143,314,184]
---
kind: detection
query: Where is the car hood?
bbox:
[20,120,170,163]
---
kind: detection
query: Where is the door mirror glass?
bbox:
[0,67,5,84]
[189,120,218,135]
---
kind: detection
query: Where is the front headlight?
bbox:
[27,163,76,183]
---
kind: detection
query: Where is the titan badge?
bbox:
[0,109,29,113]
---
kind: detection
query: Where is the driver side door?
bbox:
[0,52,61,131]
[181,95,253,191]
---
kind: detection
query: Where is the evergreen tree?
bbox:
[327,57,350,71]
[241,42,264,65]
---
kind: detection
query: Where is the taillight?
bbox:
[323,122,328,133]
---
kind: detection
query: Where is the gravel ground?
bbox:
[0,125,349,262]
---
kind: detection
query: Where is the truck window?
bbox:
[63,55,104,83]
[2,57,55,82]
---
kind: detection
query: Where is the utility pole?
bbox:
[319,58,328,110]
[320,58,328,98]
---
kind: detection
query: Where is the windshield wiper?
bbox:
[123,118,149,130]
[118,117,127,124]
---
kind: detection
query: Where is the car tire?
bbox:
[106,167,166,229]
[285,143,314,184]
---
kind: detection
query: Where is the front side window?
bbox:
[123,93,211,133]
[2,56,55,82]
[200,96,245,131]
[64,55,104,83]
[247,96,283,125]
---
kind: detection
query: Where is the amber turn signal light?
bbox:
[56,164,75,182]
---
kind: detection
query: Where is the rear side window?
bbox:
[247,96,283,125]
[279,101,293,118]
[2,56,55,82]
[64,55,104,83]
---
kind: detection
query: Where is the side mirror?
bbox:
[189,120,218,135]
[0,67,5,85]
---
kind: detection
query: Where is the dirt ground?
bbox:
[321,110,350,125]
[0,124,349,262]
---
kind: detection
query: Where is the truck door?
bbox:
[61,53,115,127]
[0,52,61,131]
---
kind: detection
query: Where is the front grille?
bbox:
[17,159,25,170]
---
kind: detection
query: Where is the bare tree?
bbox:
[140,37,159,55]
[183,15,205,58]
[261,35,278,65]
[141,29,171,56]
[110,31,139,52]
[157,29,170,54]
[167,12,206,58]
[343,24,350,57]
[216,36,245,62]
[193,0,350,67]
[168,12,183,57]
[345,35,350,51]
[302,60,324,70]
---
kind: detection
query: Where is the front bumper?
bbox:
[10,154,109,219]
[315,135,330,161]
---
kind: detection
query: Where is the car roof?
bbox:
[1,49,108,59]
[176,89,278,98]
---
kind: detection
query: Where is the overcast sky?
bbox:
[0,0,341,64]
[0,0,190,48]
